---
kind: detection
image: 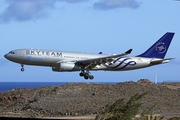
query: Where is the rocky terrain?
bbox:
[0,79,180,119]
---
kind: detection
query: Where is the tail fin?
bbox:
[137,32,175,59]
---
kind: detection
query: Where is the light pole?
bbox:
[155,73,158,84]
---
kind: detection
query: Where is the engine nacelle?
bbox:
[52,62,81,72]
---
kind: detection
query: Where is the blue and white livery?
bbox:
[4,32,175,80]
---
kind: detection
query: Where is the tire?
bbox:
[89,75,94,80]
[84,76,89,80]
[79,72,84,76]
[21,68,24,72]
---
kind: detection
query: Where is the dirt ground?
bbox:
[0,79,180,119]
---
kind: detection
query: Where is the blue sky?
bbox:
[0,0,179,83]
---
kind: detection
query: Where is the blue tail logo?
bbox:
[137,32,175,59]
[156,42,166,54]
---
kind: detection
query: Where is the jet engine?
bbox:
[52,62,81,72]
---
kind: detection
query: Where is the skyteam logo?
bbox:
[156,42,166,54]
[107,57,136,70]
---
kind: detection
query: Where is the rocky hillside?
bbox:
[0,79,180,118]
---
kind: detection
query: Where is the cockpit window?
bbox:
[9,51,15,54]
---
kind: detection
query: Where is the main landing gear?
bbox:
[20,64,24,72]
[79,70,94,80]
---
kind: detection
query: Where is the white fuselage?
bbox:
[4,49,166,72]
[3,32,174,80]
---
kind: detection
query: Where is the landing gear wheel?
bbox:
[84,76,89,80]
[20,64,24,72]
[89,75,94,80]
[79,70,94,80]
[79,72,84,77]
[21,68,24,72]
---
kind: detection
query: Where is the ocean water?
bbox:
[0,82,117,92]
[0,82,67,92]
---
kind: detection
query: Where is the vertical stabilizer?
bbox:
[137,32,175,59]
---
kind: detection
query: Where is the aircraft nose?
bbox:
[4,54,8,59]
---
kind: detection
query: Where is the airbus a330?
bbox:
[4,32,175,80]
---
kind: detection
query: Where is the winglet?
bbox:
[125,49,133,54]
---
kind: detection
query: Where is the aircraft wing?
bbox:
[76,49,132,70]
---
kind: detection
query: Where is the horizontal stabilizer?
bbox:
[150,58,175,65]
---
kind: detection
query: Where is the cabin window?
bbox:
[9,51,15,54]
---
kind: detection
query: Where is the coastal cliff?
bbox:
[0,79,180,118]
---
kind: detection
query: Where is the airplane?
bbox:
[4,32,175,80]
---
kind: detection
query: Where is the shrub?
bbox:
[95,92,148,120]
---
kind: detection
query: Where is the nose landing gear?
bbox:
[21,64,24,72]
